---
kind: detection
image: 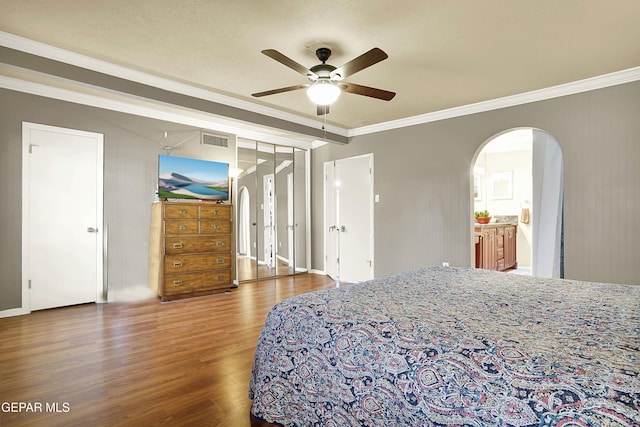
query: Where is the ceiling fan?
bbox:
[252,47,396,115]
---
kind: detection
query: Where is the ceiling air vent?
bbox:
[201,132,229,148]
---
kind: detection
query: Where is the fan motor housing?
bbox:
[310,63,336,79]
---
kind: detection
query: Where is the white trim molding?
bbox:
[349,66,640,137]
[0,71,316,148]
[2,31,640,144]
[0,31,348,139]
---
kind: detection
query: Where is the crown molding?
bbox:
[3,31,640,143]
[0,31,349,138]
[0,70,316,148]
[349,66,640,137]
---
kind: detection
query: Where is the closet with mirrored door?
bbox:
[236,140,308,281]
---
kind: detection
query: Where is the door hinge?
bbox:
[29,143,39,154]
[28,279,32,289]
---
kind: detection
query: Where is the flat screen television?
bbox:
[158,155,229,201]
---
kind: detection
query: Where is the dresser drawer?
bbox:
[200,220,232,234]
[164,220,199,235]
[163,270,231,294]
[164,235,231,255]
[496,247,504,259]
[164,253,231,273]
[164,204,199,219]
[200,205,231,220]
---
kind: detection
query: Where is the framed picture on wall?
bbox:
[490,171,513,200]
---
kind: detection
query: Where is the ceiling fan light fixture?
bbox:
[306,80,341,105]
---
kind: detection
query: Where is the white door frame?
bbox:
[21,122,104,315]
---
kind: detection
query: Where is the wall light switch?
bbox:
[375,194,380,203]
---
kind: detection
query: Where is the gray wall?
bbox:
[311,80,640,285]
[1,79,639,312]
[0,89,234,311]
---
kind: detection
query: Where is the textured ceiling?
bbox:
[1,0,639,129]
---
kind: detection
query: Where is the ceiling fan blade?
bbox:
[340,82,396,101]
[317,104,330,115]
[331,48,388,80]
[252,84,309,98]
[261,49,315,77]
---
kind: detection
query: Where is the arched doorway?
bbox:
[471,128,564,278]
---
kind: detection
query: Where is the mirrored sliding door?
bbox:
[257,142,276,279]
[236,143,257,281]
[274,145,293,276]
[293,147,307,273]
[235,140,307,282]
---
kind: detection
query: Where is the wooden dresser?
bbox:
[149,201,234,301]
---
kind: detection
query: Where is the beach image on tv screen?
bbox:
[158,155,229,200]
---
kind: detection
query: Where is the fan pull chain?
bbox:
[322,109,327,132]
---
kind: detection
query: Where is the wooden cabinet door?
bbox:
[504,226,517,269]
[482,228,497,270]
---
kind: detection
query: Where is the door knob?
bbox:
[87,227,98,233]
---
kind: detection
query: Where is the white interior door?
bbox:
[22,122,104,311]
[325,162,339,279]
[324,154,374,282]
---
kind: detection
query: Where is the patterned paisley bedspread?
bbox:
[249,267,640,426]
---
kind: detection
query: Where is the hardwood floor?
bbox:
[236,256,298,281]
[0,274,341,427]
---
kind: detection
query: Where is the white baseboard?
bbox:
[0,307,29,318]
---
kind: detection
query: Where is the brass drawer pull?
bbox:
[179,209,187,215]
[173,280,183,286]
[213,209,219,215]
[173,243,184,249]
[216,275,225,281]
[216,258,225,264]
[213,224,220,230]
[179,224,186,230]
[216,241,224,247]
[173,261,183,267]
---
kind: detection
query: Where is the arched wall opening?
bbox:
[470,128,564,278]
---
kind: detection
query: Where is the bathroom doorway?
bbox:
[472,128,564,278]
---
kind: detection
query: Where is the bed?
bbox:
[249,267,640,426]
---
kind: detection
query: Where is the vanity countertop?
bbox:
[474,214,519,228]
[474,222,518,228]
